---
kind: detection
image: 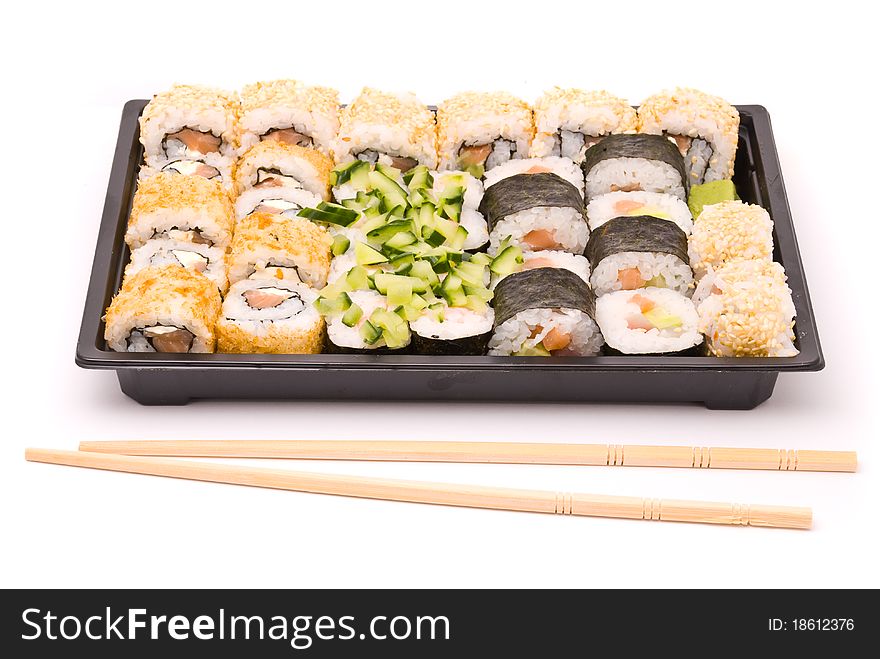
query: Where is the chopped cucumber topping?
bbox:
[359,320,382,345]
[490,244,524,276]
[314,292,352,315]
[355,242,388,266]
[331,234,351,256]
[297,202,360,227]
[345,266,371,290]
[514,343,552,357]
[374,273,428,295]
[341,304,363,327]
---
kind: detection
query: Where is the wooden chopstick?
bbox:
[26,449,812,529]
[78,440,857,473]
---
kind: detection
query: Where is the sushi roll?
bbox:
[335,88,437,171]
[586,191,693,234]
[125,239,228,293]
[586,216,693,296]
[480,173,589,254]
[530,88,638,162]
[410,303,495,356]
[693,259,797,357]
[688,201,774,278]
[581,134,688,201]
[234,186,323,221]
[490,248,590,288]
[488,269,602,357]
[596,288,702,355]
[227,212,332,288]
[104,265,221,353]
[638,87,740,185]
[235,140,333,201]
[217,277,324,354]
[484,157,584,197]
[125,172,235,250]
[430,170,489,250]
[139,84,238,186]
[238,79,340,156]
[324,290,411,353]
[437,91,534,174]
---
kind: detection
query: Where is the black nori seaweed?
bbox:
[410,331,492,356]
[585,216,689,267]
[478,173,585,229]
[325,342,409,355]
[602,338,706,357]
[493,268,596,327]
[581,134,688,193]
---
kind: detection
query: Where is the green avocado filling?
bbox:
[687,180,740,218]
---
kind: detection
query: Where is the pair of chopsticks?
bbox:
[26,441,858,530]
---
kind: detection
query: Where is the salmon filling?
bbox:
[163,129,221,157]
[610,182,643,193]
[523,229,558,250]
[162,160,220,179]
[355,150,419,172]
[243,287,296,310]
[170,250,208,272]
[159,228,212,245]
[251,198,302,217]
[255,168,300,189]
[457,139,517,171]
[527,324,572,354]
[129,326,195,353]
[262,127,312,148]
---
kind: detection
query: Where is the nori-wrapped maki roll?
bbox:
[409,303,495,356]
[581,134,689,201]
[585,216,694,296]
[488,268,603,356]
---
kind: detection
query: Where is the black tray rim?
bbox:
[76,100,823,374]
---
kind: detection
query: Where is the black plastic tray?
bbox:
[76,100,823,408]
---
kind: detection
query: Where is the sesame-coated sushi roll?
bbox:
[437,91,534,175]
[688,201,773,278]
[531,89,638,162]
[139,84,238,186]
[235,141,332,201]
[104,265,221,353]
[586,191,693,234]
[581,134,688,201]
[586,216,693,296]
[692,259,797,357]
[480,172,588,254]
[125,172,235,250]
[335,88,437,171]
[125,239,229,293]
[484,157,584,197]
[238,79,339,156]
[596,288,702,355]
[638,88,740,185]
[488,269,602,357]
[217,277,324,354]
[227,212,332,288]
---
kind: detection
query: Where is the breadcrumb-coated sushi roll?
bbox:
[531,88,638,162]
[335,87,437,171]
[125,172,235,250]
[217,278,324,354]
[234,140,332,201]
[693,259,797,357]
[437,91,534,174]
[638,88,740,184]
[688,201,773,278]
[139,84,239,186]
[104,265,221,353]
[239,79,340,157]
[227,212,332,288]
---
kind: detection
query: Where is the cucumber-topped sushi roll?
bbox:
[335,88,437,171]
[489,243,590,288]
[125,239,229,293]
[638,88,739,185]
[410,302,495,356]
[586,216,693,296]
[238,79,339,156]
[431,170,488,250]
[480,173,588,254]
[489,269,602,357]
[688,201,774,279]
[586,191,693,234]
[139,85,238,186]
[596,288,702,356]
[321,290,411,353]
[125,172,235,250]
[235,141,333,201]
[693,259,797,357]
[227,212,332,288]
[531,89,638,163]
[217,277,324,354]
[104,265,221,353]
[581,134,688,201]
[484,157,584,198]
[437,91,534,176]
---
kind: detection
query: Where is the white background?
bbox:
[1,0,877,588]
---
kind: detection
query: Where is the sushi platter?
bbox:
[76,85,823,408]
